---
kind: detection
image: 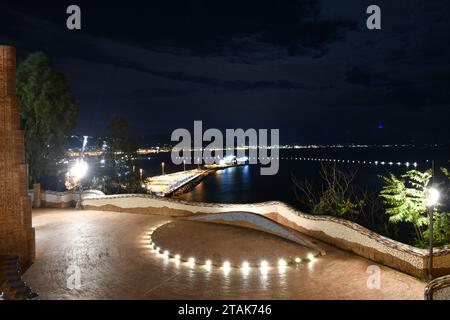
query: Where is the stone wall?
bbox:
[0,45,35,269]
[28,189,105,208]
[81,193,450,278]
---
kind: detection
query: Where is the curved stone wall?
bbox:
[189,212,324,256]
[29,190,105,208]
[78,193,449,278]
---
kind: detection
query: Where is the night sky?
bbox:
[1,0,449,144]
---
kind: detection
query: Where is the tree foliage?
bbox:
[17,52,79,185]
[293,164,364,219]
[99,114,144,194]
[380,169,449,246]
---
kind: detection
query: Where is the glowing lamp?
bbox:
[222,261,231,273]
[426,188,440,207]
[70,159,88,180]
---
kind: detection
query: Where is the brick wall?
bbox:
[0,45,35,270]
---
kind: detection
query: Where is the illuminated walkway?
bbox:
[23,209,425,300]
[145,169,206,196]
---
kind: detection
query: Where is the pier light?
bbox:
[307,253,315,261]
[174,254,180,261]
[163,250,169,256]
[295,257,301,264]
[188,257,195,266]
[237,156,248,162]
[161,162,165,175]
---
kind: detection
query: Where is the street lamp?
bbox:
[70,159,88,210]
[161,162,165,175]
[426,187,440,280]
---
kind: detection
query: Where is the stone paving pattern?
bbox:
[24,209,425,299]
[151,220,318,267]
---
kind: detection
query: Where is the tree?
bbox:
[103,114,144,194]
[17,52,79,186]
[379,170,431,243]
[292,164,364,219]
[379,169,449,247]
[293,164,398,238]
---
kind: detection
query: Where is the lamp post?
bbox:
[161,162,165,175]
[70,159,88,210]
[426,187,440,280]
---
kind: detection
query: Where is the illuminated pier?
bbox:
[144,169,209,196]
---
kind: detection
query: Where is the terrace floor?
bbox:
[23,208,426,300]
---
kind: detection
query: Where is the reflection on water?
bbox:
[140,147,448,207]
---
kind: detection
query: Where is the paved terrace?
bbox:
[23,208,426,300]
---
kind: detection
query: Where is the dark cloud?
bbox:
[345,66,390,88]
[0,0,449,144]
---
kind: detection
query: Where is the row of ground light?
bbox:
[148,223,318,275]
